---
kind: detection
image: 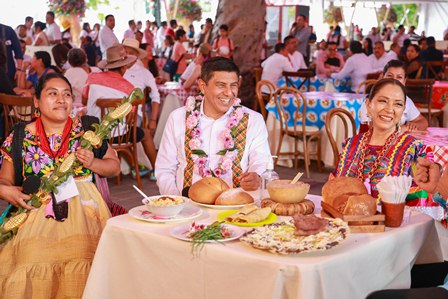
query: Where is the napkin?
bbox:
[377,175,412,204]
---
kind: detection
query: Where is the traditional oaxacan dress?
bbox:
[335,130,437,207]
[0,118,110,298]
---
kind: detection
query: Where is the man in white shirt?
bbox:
[156,21,167,54]
[369,41,390,73]
[359,59,428,132]
[25,16,34,41]
[156,57,271,195]
[99,14,119,58]
[386,42,400,60]
[45,11,61,44]
[365,27,381,44]
[260,43,294,93]
[122,38,161,135]
[392,25,409,47]
[331,41,371,92]
[123,20,136,41]
[284,35,307,71]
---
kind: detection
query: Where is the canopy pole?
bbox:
[347,0,358,40]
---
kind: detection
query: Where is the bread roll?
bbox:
[322,177,368,207]
[343,194,377,216]
[261,198,315,216]
[188,177,229,204]
[215,189,254,205]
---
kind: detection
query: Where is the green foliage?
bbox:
[393,4,419,26]
[86,0,110,11]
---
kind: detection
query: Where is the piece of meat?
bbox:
[293,214,329,236]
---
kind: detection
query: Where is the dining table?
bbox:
[83,193,443,299]
[278,76,352,93]
[153,82,198,147]
[266,91,365,168]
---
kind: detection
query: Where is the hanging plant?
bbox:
[47,0,86,17]
[176,0,202,22]
[323,3,343,26]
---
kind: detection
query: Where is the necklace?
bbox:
[35,117,73,160]
[185,95,243,178]
[356,127,400,181]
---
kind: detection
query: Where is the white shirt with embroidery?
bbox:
[155,103,271,195]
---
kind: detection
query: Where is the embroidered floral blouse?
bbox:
[0,118,92,180]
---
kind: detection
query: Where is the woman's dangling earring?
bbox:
[34,108,40,118]
[396,122,401,133]
[366,114,372,127]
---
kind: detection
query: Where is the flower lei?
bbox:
[185,95,244,178]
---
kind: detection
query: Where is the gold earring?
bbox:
[34,108,40,118]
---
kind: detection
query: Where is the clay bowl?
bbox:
[267,180,310,204]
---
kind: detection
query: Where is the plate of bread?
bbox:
[217,205,277,227]
[188,177,254,209]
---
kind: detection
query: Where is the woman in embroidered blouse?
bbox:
[335,78,432,201]
[0,73,120,297]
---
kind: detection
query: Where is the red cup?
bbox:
[381,201,406,228]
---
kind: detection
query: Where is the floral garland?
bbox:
[176,0,202,21]
[48,0,86,17]
[185,95,243,178]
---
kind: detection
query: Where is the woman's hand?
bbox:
[75,148,95,168]
[239,172,261,191]
[0,185,33,210]
[414,157,440,194]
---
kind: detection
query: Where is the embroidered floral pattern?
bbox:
[185,95,243,178]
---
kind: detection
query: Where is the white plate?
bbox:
[170,222,245,242]
[191,201,249,210]
[128,204,202,223]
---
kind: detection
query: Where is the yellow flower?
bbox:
[74,165,84,175]
[41,164,55,176]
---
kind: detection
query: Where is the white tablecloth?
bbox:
[83,195,443,299]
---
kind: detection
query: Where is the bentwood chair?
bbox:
[355,79,377,94]
[96,98,146,189]
[273,87,322,178]
[0,93,34,142]
[255,80,276,121]
[405,79,443,127]
[282,70,315,92]
[425,61,447,81]
[325,108,357,169]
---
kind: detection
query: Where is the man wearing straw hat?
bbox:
[122,38,160,137]
[82,44,157,176]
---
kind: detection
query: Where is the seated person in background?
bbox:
[156,57,271,195]
[82,45,157,178]
[418,37,428,51]
[180,43,211,89]
[420,36,444,78]
[64,48,101,105]
[316,41,344,78]
[212,24,234,59]
[81,36,98,67]
[405,44,422,79]
[334,78,432,201]
[386,42,400,60]
[283,35,307,70]
[359,60,428,133]
[369,41,390,73]
[367,158,448,299]
[122,38,161,136]
[32,21,49,46]
[260,43,294,93]
[15,51,55,95]
[331,41,371,92]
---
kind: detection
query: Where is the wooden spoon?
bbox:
[290,172,303,184]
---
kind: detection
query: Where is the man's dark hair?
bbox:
[298,14,307,21]
[206,18,213,24]
[403,39,411,47]
[175,29,186,40]
[34,51,52,68]
[46,11,55,18]
[200,57,240,84]
[68,48,87,67]
[161,21,167,27]
[25,16,33,23]
[418,37,427,45]
[169,19,177,27]
[219,24,228,31]
[382,59,406,75]
[105,15,114,22]
[283,35,295,44]
[426,36,436,46]
[327,41,337,47]
[128,20,135,26]
[349,41,363,54]
[397,25,404,30]
[374,41,384,47]
[274,43,285,53]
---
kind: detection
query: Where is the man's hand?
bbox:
[239,172,260,191]
[414,157,440,194]
[0,185,33,210]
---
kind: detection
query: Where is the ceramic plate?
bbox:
[128,204,202,223]
[190,201,250,210]
[216,210,278,227]
[170,222,245,242]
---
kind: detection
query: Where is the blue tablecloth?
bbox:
[266,91,365,129]
[278,76,352,93]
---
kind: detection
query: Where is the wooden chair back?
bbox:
[366,72,382,80]
[273,86,307,136]
[356,79,377,94]
[425,61,447,80]
[254,67,263,84]
[255,80,276,121]
[405,79,435,123]
[0,93,34,140]
[282,70,315,91]
[325,108,356,168]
